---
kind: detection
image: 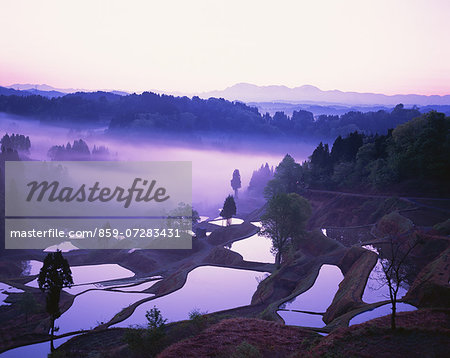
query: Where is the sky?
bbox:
[0,0,449,95]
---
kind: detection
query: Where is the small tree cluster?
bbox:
[47,139,112,161]
[248,163,274,194]
[48,139,90,160]
[1,133,31,152]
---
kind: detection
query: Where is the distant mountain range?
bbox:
[7,83,80,94]
[2,82,450,107]
[3,84,129,98]
[199,83,450,106]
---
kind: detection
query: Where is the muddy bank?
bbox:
[0,219,260,351]
[324,226,374,247]
[207,221,258,245]
[304,191,414,228]
[304,190,449,229]
[404,246,450,308]
[92,222,265,329]
[323,248,377,324]
[0,283,75,353]
[252,230,347,322]
[159,317,320,358]
[309,309,450,358]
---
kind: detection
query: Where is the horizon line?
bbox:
[2,81,450,98]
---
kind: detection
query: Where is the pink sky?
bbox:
[0,0,449,95]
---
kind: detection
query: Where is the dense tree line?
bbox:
[264,111,449,195]
[303,111,449,192]
[0,91,424,139]
[48,139,110,160]
[247,163,274,194]
[310,104,421,138]
[1,133,31,152]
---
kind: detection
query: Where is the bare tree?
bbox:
[379,233,420,330]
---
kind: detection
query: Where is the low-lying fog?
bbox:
[0,113,315,213]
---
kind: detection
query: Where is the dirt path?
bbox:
[308,189,450,213]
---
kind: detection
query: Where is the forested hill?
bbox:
[0,90,425,140]
[300,111,450,195]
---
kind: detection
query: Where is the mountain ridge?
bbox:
[198,83,450,106]
[2,82,450,106]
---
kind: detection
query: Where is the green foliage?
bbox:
[17,292,39,323]
[264,178,286,198]
[220,195,237,221]
[261,193,311,267]
[124,307,167,357]
[302,111,450,192]
[264,154,304,198]
[310,142,332,184]
[231,341,262,358]
[331,162,356,188]
[331,131,364,163]
[188,308,208,332]
[145,306,167,331]
[389,111,449,181]
[273,154,303,192]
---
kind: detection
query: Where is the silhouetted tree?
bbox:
[124,306,167,357]
[231,169,241,199]
[380,233,420,330]
[38,251,73,352]
[373,213,421,330]
[220,195,237,226]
